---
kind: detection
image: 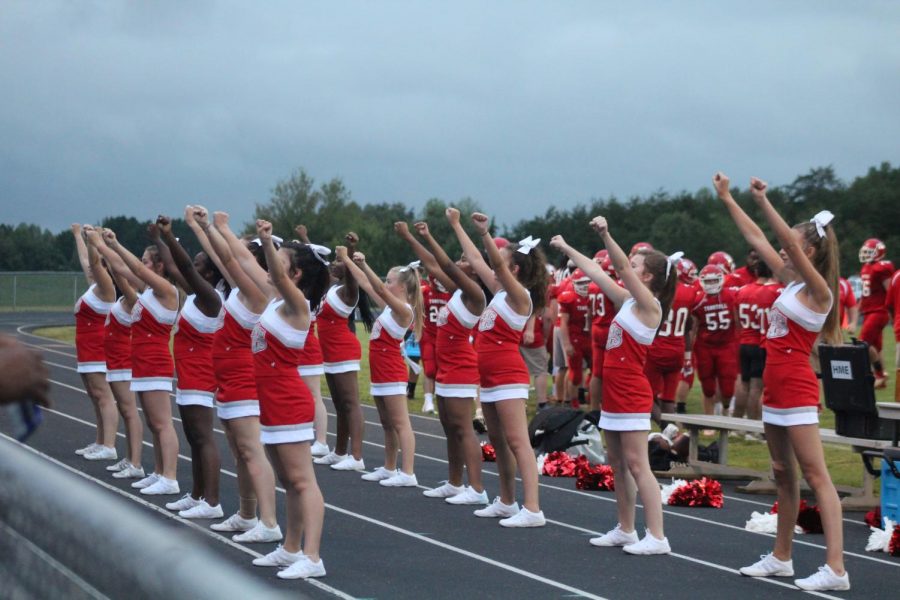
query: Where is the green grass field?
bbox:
[0,272,88,312]
[33,323,896,489]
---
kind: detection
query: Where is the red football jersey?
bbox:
[652,283,695,354]
[888,270,900,339]
[735,282,783,345]
[860,260,894,314]
[587,282,616,329]
[557,289,592,341]
[692,287,738,346]
[726,266,755,289]
[421,278,451,340]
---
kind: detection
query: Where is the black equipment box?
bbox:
[819,341,893,440]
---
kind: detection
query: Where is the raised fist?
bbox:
[589,216,609,236]
[471,212,490,235]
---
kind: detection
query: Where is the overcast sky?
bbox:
[2,1,898,233]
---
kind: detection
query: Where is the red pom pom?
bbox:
[770,501,779,514]
[667,477,724,508]
[542,451,578,477]
[481,442,496,462]
[575,464,616,491]
[796,500,823,534]
[890,525,900,557]
[865,506,882,529]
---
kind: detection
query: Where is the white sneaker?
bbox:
[252,545,303,567]
[330,456,365,471]
[276,555,326,579]
[379,472,418,487]
[622,530,671,555]
[131,473,160,489]
[310,441,330,457]
[739,553,794,577]
[211,513,258,532]
[166,493,202,511]
[112,463,145,479]
[474,497,519,518]
[314,451,345,466]
[84,446,117,461]
[423,482,465,498]
[794,565,850,591]
[590,524,639,547]
[446,487,489,505]
[233,522,283,543]
[75,443,100,456]
[179,501,224,519]
[106,458,130,472]
[140,476,180,496]
[421,399,435,414]
[500,507,546,528]
[361,466,396,482]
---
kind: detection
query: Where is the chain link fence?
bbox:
[0,272,88,311]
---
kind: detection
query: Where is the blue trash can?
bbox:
[882,448,900,523]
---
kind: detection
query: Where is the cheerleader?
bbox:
[449,209,546,527]
[338,246,422,487]
[314,231,370,471]
[71,224,118,460]
[103,227,180,496]
[551,216,675,554]
[716,173,848,591]
[396,220,487,504]
[154,215,225,519]
[200,209,281,543]
[249,220,329,579]
[83,227,144,478]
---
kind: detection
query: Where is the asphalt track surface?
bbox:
[3,311,898,599]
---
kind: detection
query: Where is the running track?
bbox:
[2,312,897,599]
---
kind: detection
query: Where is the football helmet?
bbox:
[601,256,617,278]
[677,258,698,285]
[571,268,591,296]
[629,242,654,257]
[858,238,886,264]
[593,249,608,264]
[707,251,735,274]
[699,264,725,295]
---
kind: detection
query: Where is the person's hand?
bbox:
[146,222,161,240]
[184,205,196,226]
[0,335,50,407]
[750,177,768,203]
[335,245,348,262]
[213,211,229,229]
[193,205,210,228]
[156,215,173,236]
[471,212,490,235]
[257,219,273,241]
[589,216,609,236]
[414,221,430,238]
[394,221,411,238]
[102,228,118,247]
[522,329,535,345]
[713,172,731,199]
[445,207,461,226]
[83,225,102,246]
[549,234,568,251]
[294,224,309,242]
[352,251,366,265]
[682,355,693,377]
[71,223,82,237]
[345,231,359,245]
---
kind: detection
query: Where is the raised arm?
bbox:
[212,212,272,298]
[80,226,116,302]
[103,229,177,307]
[293,224,311,244]
[472,212,530,314]
[158,215,221,317]
[186,205,234,289]
[258,220,308,328]
[71,224,93,285]
[591,216,660,325]
[148,222,191,293]
[333,232,360,307]
[713,173,786,281]
[446,207,498,293]
[750,177,831,308]
[549,234,629,308]
[415,221,485,314]
[355,252,412,324]
[335,244,377,301]
[203,212,268,310]
[88,229,143,295]
[395,221,455,292]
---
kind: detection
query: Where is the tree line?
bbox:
[2,162,897,277]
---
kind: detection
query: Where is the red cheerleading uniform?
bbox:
[317,285,362,373]
[104,297,133,382]
[762,281,830,426]
[75,284,113,373]
[252,300,314,444]
[475,291,531,402]
[369,305,411,397]
[174,293,223,407]
[297,308,324,377]
[692,287,739,398]
[600,299,660,431]
[421,278,451,380]
[212,289,261,419]
[859,260,894,351]
[588,282,616,379]
[645,283,695,401]
[434,289,481,398]
[557,288,593,386]
[130,287,177,392]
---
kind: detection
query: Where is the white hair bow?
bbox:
[666,251,684,278]
[810,210,835,238]
[306,243,331,266]
[251,235,284,248]
[517,235,541,255]
[399,260,421,273]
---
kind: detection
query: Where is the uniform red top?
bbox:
[75,284,113,368]
[888,270,900,339]
[421,278,451,341]
[692,287,738,346]
[588,282,616,331]
[838,277,857,327]
[735,282,784,346]
[316,285,362,363]
[130,287,177,379]
[649,282,695,357]
[557,289,592,342]
[860,260,895,314]
[369,305,409,385]
[174,293,223,394]
[549,278,573,327]
[726,266,755,289]
[252,300,307,375]
[435,289,480,386]
[104,298,133,373]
